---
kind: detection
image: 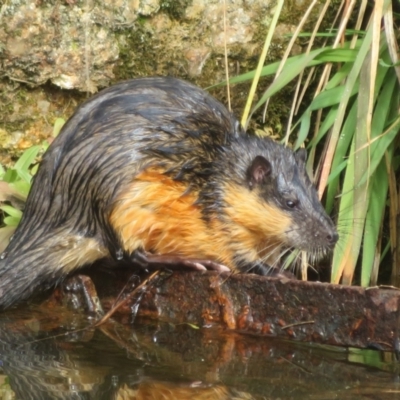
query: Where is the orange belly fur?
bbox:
[109,168,234,267]
[110,168,292,270]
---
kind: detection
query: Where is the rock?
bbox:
[0,0,279,91]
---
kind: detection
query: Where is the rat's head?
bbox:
[249,142,337,253]
[215,136,338,265]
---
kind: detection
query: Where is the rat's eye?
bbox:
[286,199,298,209]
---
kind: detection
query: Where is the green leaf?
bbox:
[13,146,41,175]
[53,118,65,137]
[251,48,329,115]
[325,62,354,90]
[331,139,356,283]
[0,205,22,219]
[2,168,18,183]
[3,216,21,227]
[357,71,399,186]
[309,105,338,147]
[15,169,33,184]
[250,46,362,118]
[9,181,30,198]
[378,58,400,67]
[325,101,357,213]
[211,42,361,88]
[311,86,358,110]
[295,110,311,149]
[325,24,373,221]
[326,160,348,184]
[316,48,359,63]
[361,159,388,286]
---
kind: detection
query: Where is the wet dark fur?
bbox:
[0,77,337,308]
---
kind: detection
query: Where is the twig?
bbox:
[94,270,160,327]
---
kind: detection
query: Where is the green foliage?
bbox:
[348,347,399,372]
[0,145,41,228]
[223,0,400,286]
[0,118,65,232]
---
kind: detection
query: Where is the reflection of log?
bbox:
[69,270,400,351]
[0,301,398,399]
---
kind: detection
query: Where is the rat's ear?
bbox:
[295,148,307,166]
[247,156,272,188]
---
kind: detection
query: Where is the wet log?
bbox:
[56,271,400,351]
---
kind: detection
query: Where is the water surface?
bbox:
[0,304,399,399]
